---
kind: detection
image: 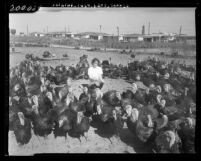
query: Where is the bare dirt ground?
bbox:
[8,47,196,155]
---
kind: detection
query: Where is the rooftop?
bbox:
[76,32,111,36]
[122,33,143,37]
[47,31,75,34]
[30,32,46,34]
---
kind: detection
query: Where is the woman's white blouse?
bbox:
[88,66,103,81]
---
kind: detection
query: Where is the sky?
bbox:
[9,7,196,36]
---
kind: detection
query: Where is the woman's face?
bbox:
[92,61,98,68]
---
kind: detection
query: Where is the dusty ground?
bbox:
[8,47,196,155]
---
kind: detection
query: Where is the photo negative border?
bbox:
[2,0,201,158]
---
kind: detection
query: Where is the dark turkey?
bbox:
[13,112,32,145]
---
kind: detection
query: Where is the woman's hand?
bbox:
[101,78,105,83]
[99,75,104,83]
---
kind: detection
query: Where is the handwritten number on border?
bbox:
[9,5,37,12]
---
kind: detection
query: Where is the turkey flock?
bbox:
[9,52,196,153]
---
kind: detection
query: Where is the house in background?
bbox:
[28,30,194,44]
[74,32,90,39]
[19,32,25,36]
[176,34,196,44]
[64,32,75,38]
[119,34,144,42]
[118,35,124,41]
[142,32,178,43]
[56,32,75,38]
[165,33,177,42]
[142,33,167,42]
[74,32,111,41]
[46,31,75,38]
[30,32,45,37]
[46,32,62,38]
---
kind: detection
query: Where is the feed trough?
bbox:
[37,57,69,61]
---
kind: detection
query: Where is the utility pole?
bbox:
[179,25,182,35]
[142,25,145,35]
[148,22,150,35]
[117,26,119,36]
[65,26,66,33]
[27,25,29,36]
[99,25,102,33]
[47,26,48,33]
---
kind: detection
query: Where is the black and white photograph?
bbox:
[9,7,196,155]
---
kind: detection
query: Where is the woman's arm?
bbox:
[99,74,104,83]
[99,67,104,82]
[88,67,93,80]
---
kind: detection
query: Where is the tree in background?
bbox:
[10,29,16,36]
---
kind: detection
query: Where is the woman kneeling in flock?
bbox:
[88,58,104,90]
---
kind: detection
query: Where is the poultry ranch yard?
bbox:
[9,47,196,155]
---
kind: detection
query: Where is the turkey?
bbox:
[69,111,91,142]
[68,101,86,113]
[153,130,182,153]
[25,75,42,96]
[135,117,154,143]
[126,103,167,144]
[75,55,89,79]
[30,94,53,117]
[10,83,27,98]
[124,105,140,135]
[53,77,73,102]
[91,89,124,141]
[102,90,121,107]
[175,87,195,109]
[79,84,96,117]
[79,84,91,106]
[97,103,115,123]
[120,88,143,110]
[53,108,77,140]
[54,72,69,85]
[17,96,33,120]
[130,83,147,105]
[43,51,52,58]
[121,89,135,100]
[31,104,57,139]
[144,87,160,105]
[161,84,177,107]
[9,98,21,131]
[102,60,110,66]
[13,112,32,145]
[92,104,123,143]
[177,117,195,153]
[130,54,136,59]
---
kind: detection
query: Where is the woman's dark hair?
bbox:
[91,58,100,65]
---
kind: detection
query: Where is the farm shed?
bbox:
[74,32,111,41]
[30,32,45,37]
[176,35,196,44]
[120,34,143,42]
